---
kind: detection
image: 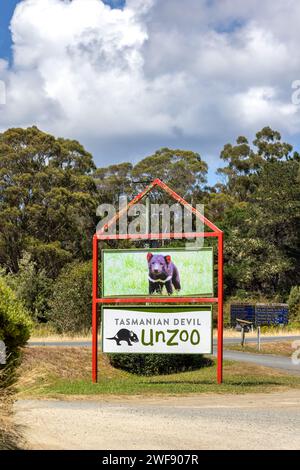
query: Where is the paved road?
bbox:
[28,335,300,348]
[15,391,300,450]
[220,350,300,376]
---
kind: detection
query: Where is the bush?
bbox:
[6,253,53,322]
[0,277,32,366]
[107,353,213,376]
[288,286,300,322]
[49,261,92,334]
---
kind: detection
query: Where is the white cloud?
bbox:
[231,87,297,128]
[0,0,300,171]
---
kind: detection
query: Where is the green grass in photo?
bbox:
[102,249,213,297]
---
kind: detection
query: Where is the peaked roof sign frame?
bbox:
[92,179,224,384]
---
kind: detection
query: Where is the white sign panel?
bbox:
[102,307,212,354]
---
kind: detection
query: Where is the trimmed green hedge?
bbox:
[107,353,213,376]
[0,278,32,366]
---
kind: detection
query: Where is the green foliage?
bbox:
[0,126,98,277]
[0,125,299,333]
[253,127,296,162]
[95,148,208,208]
[217,127,299,199]
[95,162,133,204]
[288,287,300,321]
[6,253,53,322]
[132,148,207,201]
[107,353,213,376]
[0,277,32,364]
[217,128,300,297]
[49,261,92,334]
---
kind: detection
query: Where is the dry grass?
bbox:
[225,340,295,357]
[19,347,90,392]
[30,323,93,342]
[18,347,126,396]
[30,323,92,342]
[216,328,300,338]
[29,328,300,343]
[0,369,23,450]
[30,334,92,343]
[222,360,290,379]
[0,397,19,450]
[17,346,300,398]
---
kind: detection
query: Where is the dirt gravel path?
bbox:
[15,390,300,450]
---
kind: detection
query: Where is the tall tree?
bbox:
[131,148,208,201]
[217,135,256,201]
[0,126,98,276]
[217,127,299,202]
[220,154,300,296]
[94,162,133,205]
[253,127,295,162]
[245,158,300,294]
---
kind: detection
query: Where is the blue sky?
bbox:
[0,0,299,185]
[0,0,19,62]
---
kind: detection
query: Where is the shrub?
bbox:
[49,261,92,334]
[0,277,32,366]
[288,286,300,322]
[107,353,213,376]
[6,253,53,322]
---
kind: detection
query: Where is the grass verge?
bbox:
[29,327,300,343]
[221,327,300,338]
[18,347,300,398]
[225,340,297,357]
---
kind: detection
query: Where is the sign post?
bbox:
[92,178,224,384]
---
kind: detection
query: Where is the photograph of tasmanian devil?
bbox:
[147,252,181,295]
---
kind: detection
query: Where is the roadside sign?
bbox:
[92,178,224,383]
[102,306,213,354]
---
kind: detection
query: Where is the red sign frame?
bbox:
[92,178,224,383]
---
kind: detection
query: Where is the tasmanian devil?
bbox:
[106,329,139,346]
[147,253,181,295]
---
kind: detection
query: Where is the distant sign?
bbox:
[102,248,214,298]
[102,306,213,354]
